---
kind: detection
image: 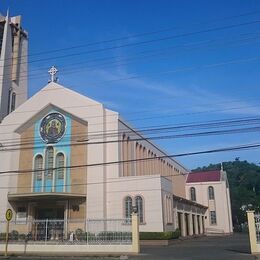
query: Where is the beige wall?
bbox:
[171,174,187,198]
[68,198,86,220]
[17,125,34,193]
[70,119,88,194]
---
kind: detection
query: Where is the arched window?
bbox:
[208,186,215,200]
[7,89,12,114]
[56,153,65,179]
[45,146,54,180]
[11,92,16,112]
[34,155,43,181]
[135,196,144,223]
[190,187,196,201]
[124,196,132,221]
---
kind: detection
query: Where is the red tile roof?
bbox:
[186,170,221,183]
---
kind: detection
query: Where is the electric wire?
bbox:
[1,18,260,71]
[1,9,260,63]
[1,125,260,153]
[0,142,259,177]
[1,117,260,148]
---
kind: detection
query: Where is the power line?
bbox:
[1,102,260,138]
[1,18,260,71]
[1,116,260,147]
[1,125,260,153]
[1,114,260,144]
[8,51,258,87]
[0,142,259,176]
[2,9,260,63]
[3,29,260,81]
[91,55,260,85]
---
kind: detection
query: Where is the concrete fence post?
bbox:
[247,210,257,254]
[132,213,140,254]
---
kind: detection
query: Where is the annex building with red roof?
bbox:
[185,169,233,235]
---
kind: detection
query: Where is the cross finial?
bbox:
[48,66,58,82]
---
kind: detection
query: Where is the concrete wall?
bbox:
[107,175,172,232]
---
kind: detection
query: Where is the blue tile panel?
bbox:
[33,110,71,193]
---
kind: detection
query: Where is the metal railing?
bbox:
[0,218,132,245]
[255,213,260,243]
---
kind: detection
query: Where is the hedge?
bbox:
[139,229,181,240]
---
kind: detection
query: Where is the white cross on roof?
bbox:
[48,66,58,82]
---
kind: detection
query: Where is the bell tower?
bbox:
[0,11,28,122]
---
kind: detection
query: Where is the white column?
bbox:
[181,212,186,237]
[188,213,194,236]
[194,214,199,235]
[199,215,203,234]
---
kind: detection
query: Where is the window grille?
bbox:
[124,196,132,222]
[56,153,65,179]
[11,92,16,112]
[45,147,54,180]
[210,211,217,225]
[190,187,196,201]
[208,186,215,200]
[135,196,144,223]
[35,155,43,181]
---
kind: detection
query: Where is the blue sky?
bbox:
[1,0,260,169]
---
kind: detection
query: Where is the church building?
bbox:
[0,78,194,233]
[0,13,232,239]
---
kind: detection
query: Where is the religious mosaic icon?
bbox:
[40,112,66,143]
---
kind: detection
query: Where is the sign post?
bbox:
[5,209,13,257]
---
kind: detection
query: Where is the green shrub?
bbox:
[75,228,85,241]
[140,230,180,240]
[85,232,96,241]
[0,233,6,241]
[9,230,19,240]
[172,228,181,239]
[18,233,26,241]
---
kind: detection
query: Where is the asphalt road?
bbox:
[1,233,259,260]
[130,233,258,260]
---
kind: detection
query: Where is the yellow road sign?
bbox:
[5,209,13,221]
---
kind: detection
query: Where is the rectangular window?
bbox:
[165,196,173,224]
[16,207,27,224]
[210,211,217,225]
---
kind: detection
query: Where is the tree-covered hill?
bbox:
[192,159,260,225]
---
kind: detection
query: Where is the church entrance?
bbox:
[32,206,65,241]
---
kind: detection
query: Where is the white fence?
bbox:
[0,218,132,245]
